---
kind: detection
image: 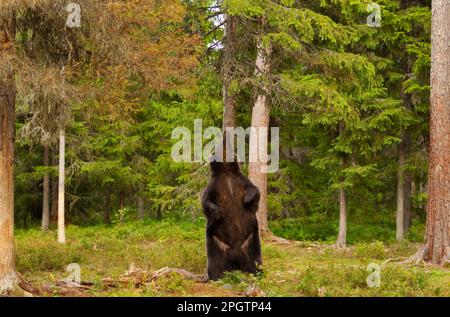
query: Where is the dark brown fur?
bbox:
[201,161,262,280]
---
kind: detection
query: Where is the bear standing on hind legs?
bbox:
[201,152,262,281]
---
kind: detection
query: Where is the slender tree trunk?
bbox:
[336,186,347,248]
[0,11,19,294]
[138,197,145,220]
[41,144,50,231]
[419,0,450,265]
[396,140,406,241]
[222,14,237,130]
[336,123,347,248]
[57,128,66,244]
[248,32,272,236]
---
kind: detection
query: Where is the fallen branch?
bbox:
[382,257,409,266]
[101,264,209,289]
[151,267,209,283]
[17,273,38,296]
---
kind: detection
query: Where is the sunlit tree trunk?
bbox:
[419,0,450,265]
[0,11,19,294]
[249,32,272,236]
[41,144,50,231]
[57,128,66,244]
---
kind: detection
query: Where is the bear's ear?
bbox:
[244,185,260,211]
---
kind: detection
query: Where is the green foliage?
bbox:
[270,215,425,244]
[13,0,432,249]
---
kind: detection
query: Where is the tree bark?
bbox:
[248,32,272,236]
[57,128,66,244]
[0,11,19,294]
[221,14,237,130]
[421,0,450,265]
[336,186,347,248]
[336,123,347,248]
[396,140,406,241]
[41,144,50,231]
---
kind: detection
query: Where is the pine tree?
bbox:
[417,0,450,265]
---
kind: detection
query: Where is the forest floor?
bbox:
[15,220,449,297]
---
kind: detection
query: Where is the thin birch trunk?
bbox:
[57,128,66,244]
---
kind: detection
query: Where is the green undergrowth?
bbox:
[15,219,449,297]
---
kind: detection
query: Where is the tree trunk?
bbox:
[336,123,347,248]
[248,32,272,236]
[57,128,66,244]
[0,11,19,294]
[336,186,347,248]
[396,140,406,241]
[221,14,237,130]
[41,144,50,231]
[420,0,450,265]
[138,197,145,220]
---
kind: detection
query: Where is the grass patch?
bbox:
[15,219,449,297]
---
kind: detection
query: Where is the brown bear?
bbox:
[201,151,262,280]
